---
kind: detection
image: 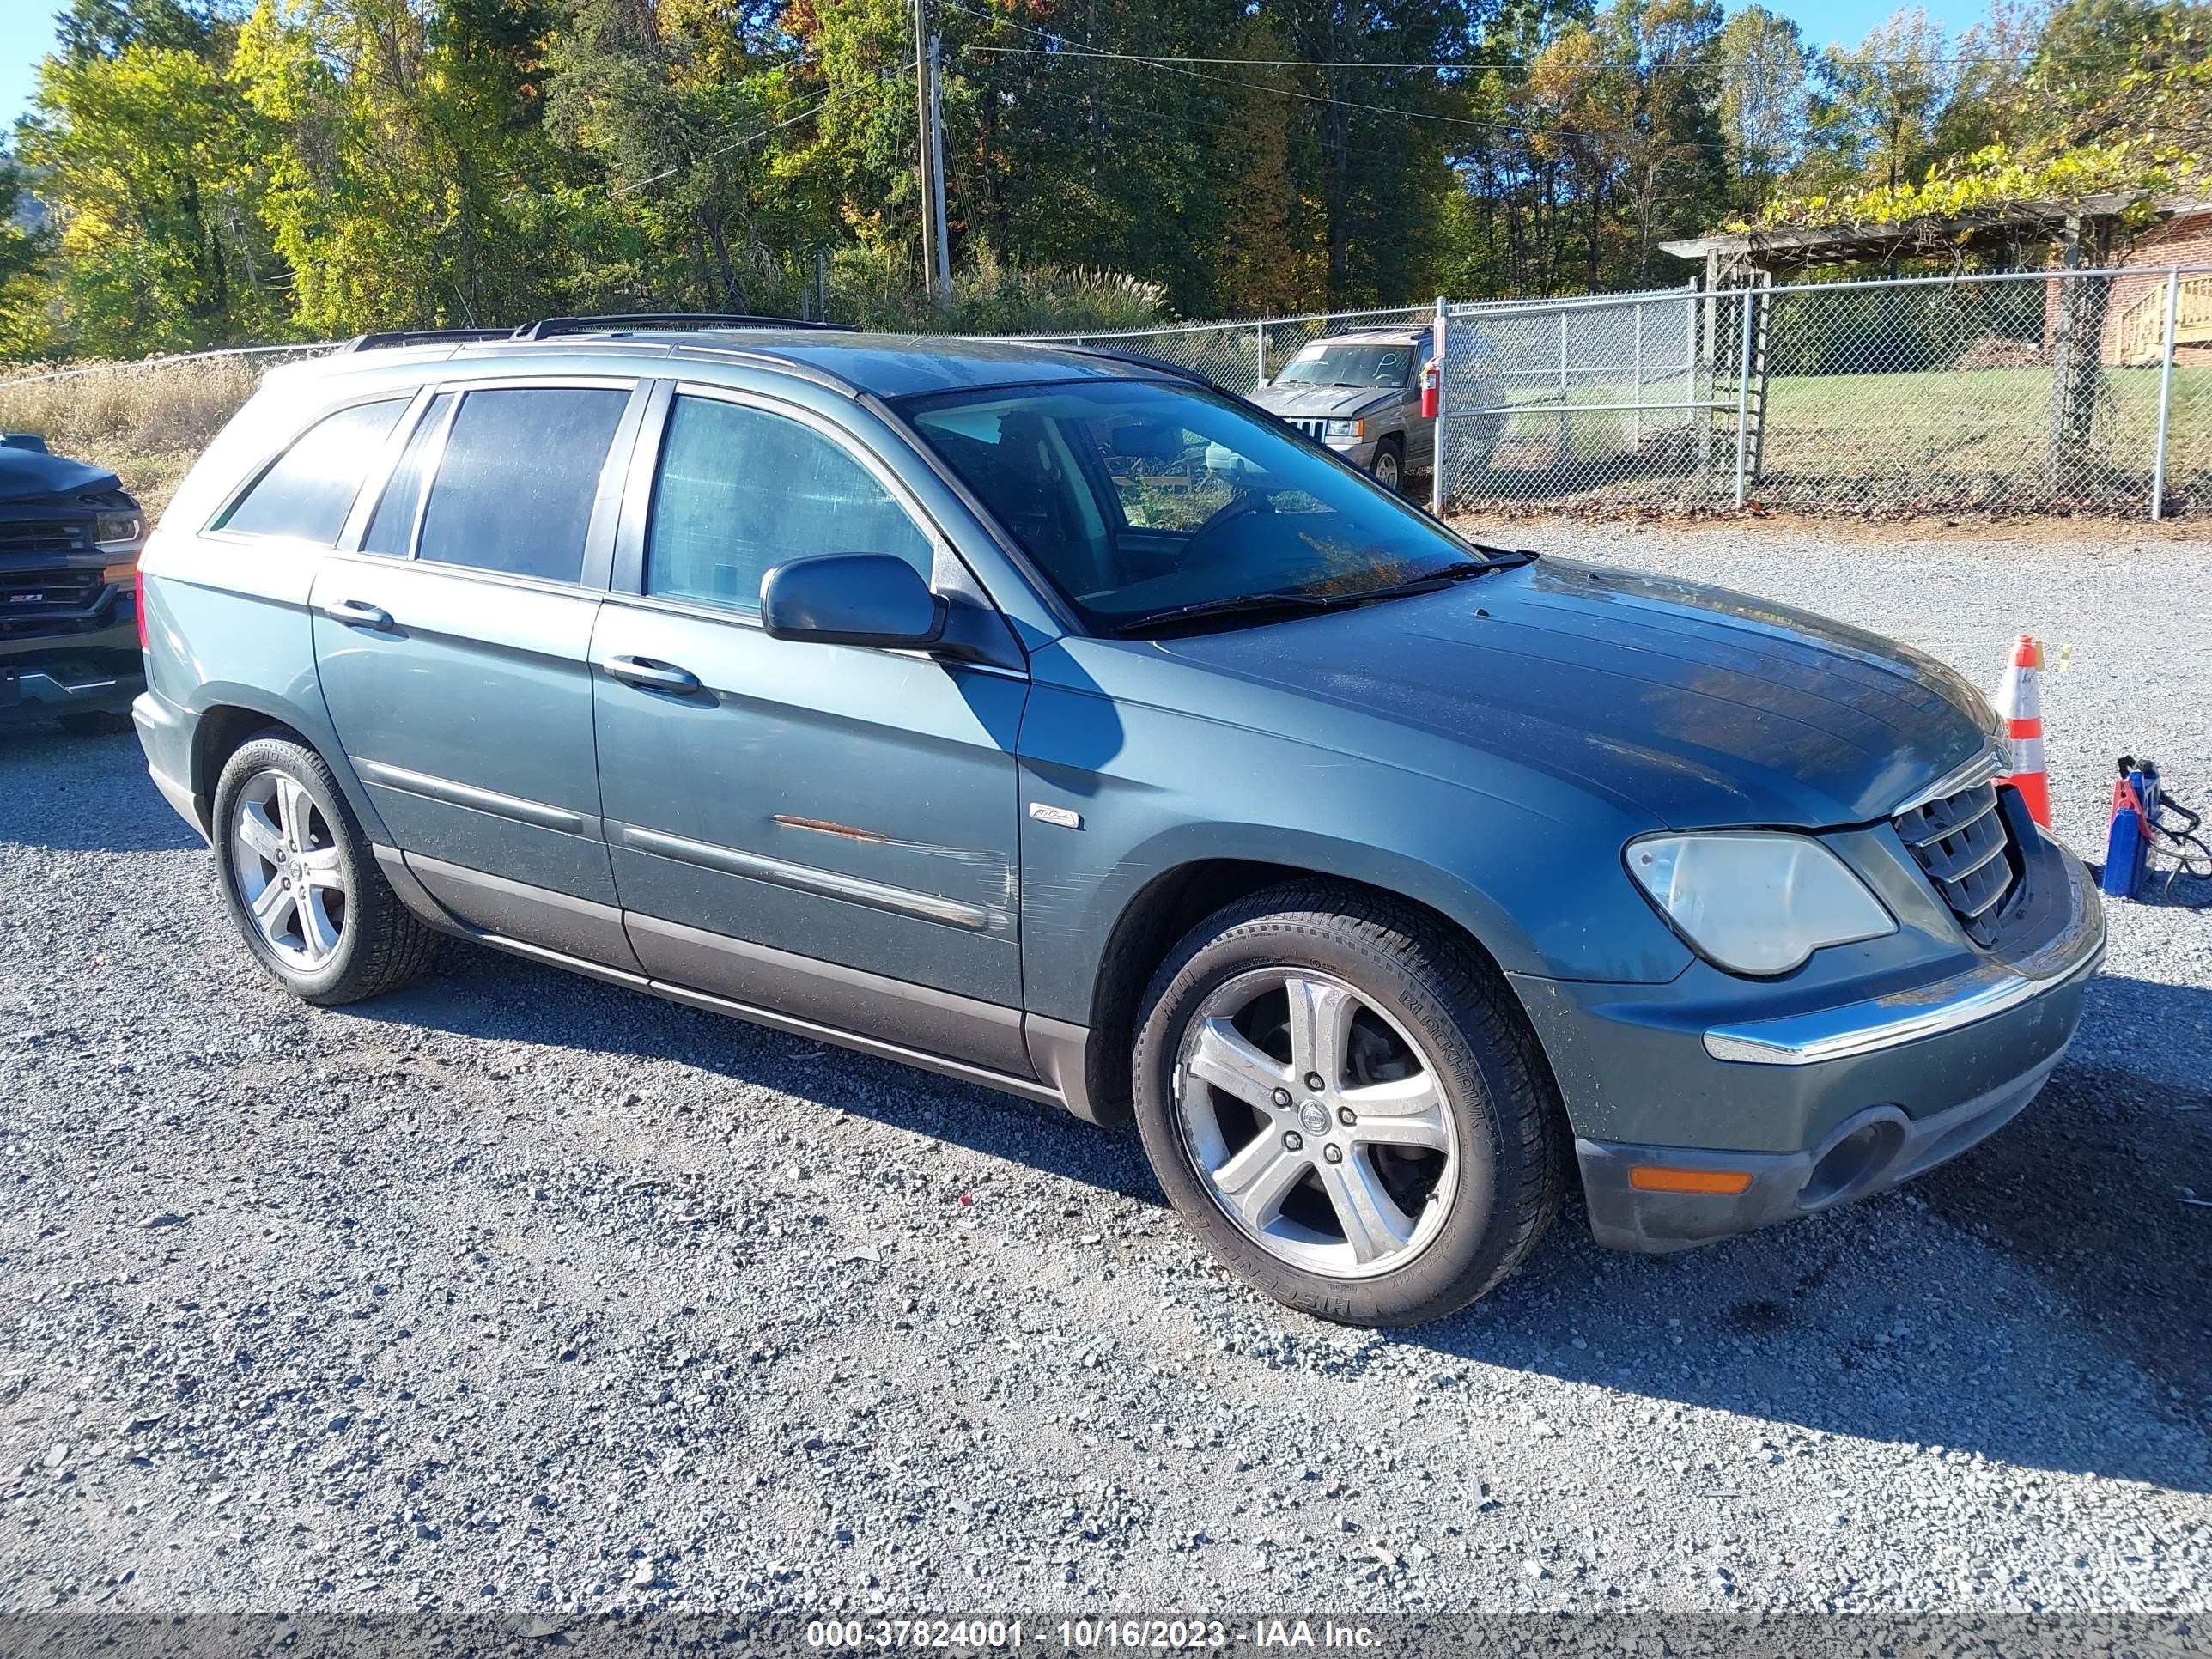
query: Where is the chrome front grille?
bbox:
[1894,778,2021,945]
[1285,417,1329,440]
[0,566,110,637]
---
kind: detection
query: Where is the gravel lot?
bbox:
[3,522,2209,1625]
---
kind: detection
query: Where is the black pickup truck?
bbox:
[1,433,144,734]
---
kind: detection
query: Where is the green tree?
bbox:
[236,0,564,335]
[16,28,286,354]
[0,154,58,356]
[1715,4,1804,216]
[1804,9,1954,193]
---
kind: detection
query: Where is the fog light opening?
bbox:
[1802,1115,1906,1209]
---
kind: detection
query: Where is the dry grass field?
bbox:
[0,354,313,518]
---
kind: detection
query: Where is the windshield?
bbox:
[903,378,1492,635]
[1270,341,1419,389]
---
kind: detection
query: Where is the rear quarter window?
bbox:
[213,398,410,544]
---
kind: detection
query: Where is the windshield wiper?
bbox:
[1117,553,1532,636]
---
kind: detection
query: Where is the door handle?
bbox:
[599,654,702,694]
[323,599,393,630]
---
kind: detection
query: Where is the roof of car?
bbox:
[430,328,1181,400]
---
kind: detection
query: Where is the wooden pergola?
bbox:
[1656,191,2172,287]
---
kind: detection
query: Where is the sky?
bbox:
[0,0,2006,136]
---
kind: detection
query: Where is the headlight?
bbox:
[95,510,143,548]
[1324,417,1365,439]
[1626,832,1895,976]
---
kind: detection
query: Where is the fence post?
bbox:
[1254,321,1267,389]
[1556,309,1570,471]
[2152,267,2180,521]
[1632,301,1644,450]
[1733,292,1753,508]
[1431,296,1449,519]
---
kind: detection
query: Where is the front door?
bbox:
[590,385,1030,1073]
[312,378,646,952]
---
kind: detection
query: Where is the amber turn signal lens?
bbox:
[1628,1164,1753,1195]
[101,558,139,585]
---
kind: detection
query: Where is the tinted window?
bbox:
[645,397,933,613]
[217,399,408,543]
[416,387,629,583]
[909,380,1491,635]
[362,392,453,556]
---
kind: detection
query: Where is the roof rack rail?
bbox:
[341,327,518,354]
[1048,343,1218,390]
[508,313,851,342]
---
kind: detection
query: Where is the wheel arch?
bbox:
[1075,849,1560,1129]
[185,687,386,845]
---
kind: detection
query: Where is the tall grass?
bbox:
[0,350,329,519]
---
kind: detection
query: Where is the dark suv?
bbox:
[2,433,145,733]
[134,318,2104,1327]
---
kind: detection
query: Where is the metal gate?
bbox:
[1430,283,1765,517]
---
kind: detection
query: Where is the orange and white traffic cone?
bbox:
[1993,634,2052,827]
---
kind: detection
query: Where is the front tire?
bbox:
[211,732,437,1006]
[1369,439,1405,495]
[1131,884,1562,1327]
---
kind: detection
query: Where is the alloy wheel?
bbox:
[1174,969,1459,1279]
[1373,451,1401,493]
[230,770,349,971]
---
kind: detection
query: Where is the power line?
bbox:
[953,36,1751,155]
[963,43,2051,71]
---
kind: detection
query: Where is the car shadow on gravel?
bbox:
[353,939,2211,1492]
[0,727,205,853]
[348,938,1168,1204]
[1406,970,2212,1493]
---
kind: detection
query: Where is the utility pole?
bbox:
[927,33,951,300]
[913,0,941,303]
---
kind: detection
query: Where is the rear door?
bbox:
[589,382,1030,1073]
[311,376,649,957]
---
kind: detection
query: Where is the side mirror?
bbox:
[760,553,946,650]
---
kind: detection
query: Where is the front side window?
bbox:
[644,395,933,613]
[415,386,630,583]
[216,398,409,544]
[905,379,1491,634]
[1272,341,1419,389]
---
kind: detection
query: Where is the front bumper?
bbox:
[1517,848,2106,1253]
[0,618,144,731]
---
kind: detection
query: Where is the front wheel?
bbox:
[1368,439,1405,495]
[1131,884,1563,1327]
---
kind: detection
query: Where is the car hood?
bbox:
[1249,384,1398,422]
[0,444,123,505]
[1149,556,1996,830]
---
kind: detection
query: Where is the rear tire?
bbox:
[1130,883,1563,1327]
[211,732,437,1006]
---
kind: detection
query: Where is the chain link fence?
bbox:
[1014,304,1436,398]
[4,273,2206,521]
[1436,266,2212,520]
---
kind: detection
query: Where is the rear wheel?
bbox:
[211,733,437,1006]
[1131,884,1563,1327]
